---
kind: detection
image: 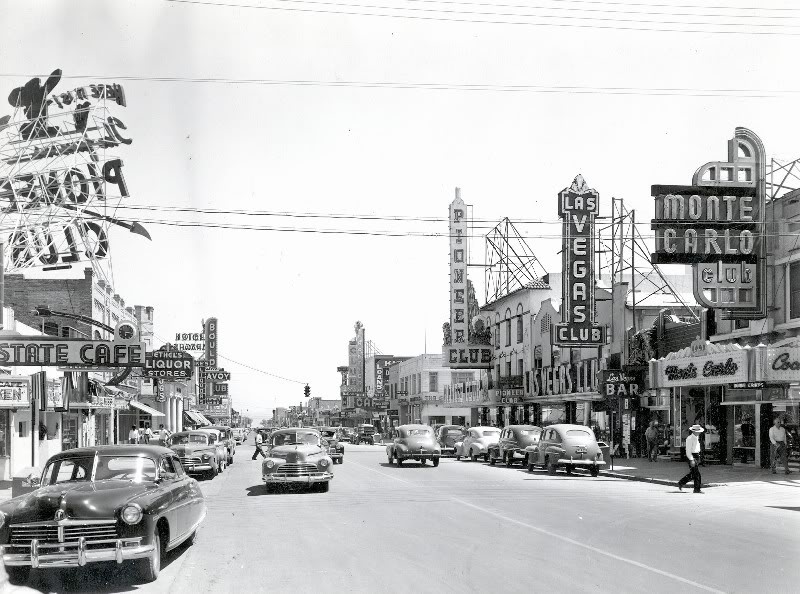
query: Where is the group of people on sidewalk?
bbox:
[127,423,172,446]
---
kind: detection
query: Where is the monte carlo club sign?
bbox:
[651,128,767,320]
[553,175,606,347]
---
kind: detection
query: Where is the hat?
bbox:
[689,424,705,433]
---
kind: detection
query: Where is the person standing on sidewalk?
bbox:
[678,424,704,493]
[252,430,266,460]
[645,421,658,462]
[769,417,791,475]
[128,425,140,445]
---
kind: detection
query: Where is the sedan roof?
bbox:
[48,444,174,461]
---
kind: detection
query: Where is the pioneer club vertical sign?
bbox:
[553,175,606,347]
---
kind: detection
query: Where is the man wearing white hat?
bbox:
[678,424,704,493]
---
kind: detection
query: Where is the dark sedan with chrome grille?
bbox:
[0,445,206,586]
[262,428,333,493]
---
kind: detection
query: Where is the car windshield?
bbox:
[320,431,336,438]
[271,432,319,446]
[170,434,209,445]
[42,455,158,486]
[402,428,432,436]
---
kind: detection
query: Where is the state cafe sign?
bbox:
[0,336,146,367]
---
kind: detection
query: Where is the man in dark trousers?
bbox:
[252,430,266,460]
[678,424,704,493]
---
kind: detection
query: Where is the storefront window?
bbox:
[0,410,9,457]
[541,404,565,427]
[62,414,79,451]
[733,405,756,465]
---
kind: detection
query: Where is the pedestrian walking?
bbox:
[678,424,704,493]
[252,430,266,460]
[769,417,791,475]
[158,424,171,445]
[645,421,659,462]
[128,425,139,445]
[143,423,153,444]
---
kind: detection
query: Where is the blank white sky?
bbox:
[1,0,798,422]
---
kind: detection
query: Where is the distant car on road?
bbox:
[167,431,225,479]
[525,424,606,476]
[319,427,345,464]
[232,428,246,444]
[488,425,542,467]
[354,424,375,445]
[262,428,334,493]
[454,426,501,461]
[204,425,236,464]
[0,445,206,585]
[435,425,467,457]
[338,427,355,443]
[386,425,441,467]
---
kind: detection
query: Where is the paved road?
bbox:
[21,439,800,593]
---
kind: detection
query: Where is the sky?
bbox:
[1,0,799,423]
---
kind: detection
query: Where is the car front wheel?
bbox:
[470,450,477,462]
[547,458,557,475]
[484,453,489,462]
[137,524,163,582]
[590,466,600,477]
[5,566,30,586]
[489,454,496,466]
[433,457,440,467]
[395,453,402,467]
[527,462,534,472]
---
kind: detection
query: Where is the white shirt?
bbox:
[685,433,700,458]
[255,434,263,445]
[129,428,139,440]
[769,426,787,445]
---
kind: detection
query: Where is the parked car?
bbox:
[262,428,333,493]
[319,427,345,464]
[454,426,501,461]
[0,445,206,585]
[525,424,606,476]
[435,425,467,457]
[488,425,543,467]
[167,431,225,479]
[386,425,441,467]
[194,428,229,467]
[354,424,375,445]
[338,428,355,443]
[231,428,246,444]
[204,425,236,464]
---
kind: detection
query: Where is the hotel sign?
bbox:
[650,128,766,319]
[553,175,606,347]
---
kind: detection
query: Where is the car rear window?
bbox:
[480,430,500,437]
[447,429,465,436]
[519,430,541,436]
[566,429,593,438]
[403,428,432,436]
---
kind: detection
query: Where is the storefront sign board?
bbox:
[143,349,194,379]
[553,175,606,347]
[0,377,30,407]
[763,347,800,382]
[659,349,748,388]
[0,337,146,367]
[531,358,599,398]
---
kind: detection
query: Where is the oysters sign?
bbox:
[553,175,606,347]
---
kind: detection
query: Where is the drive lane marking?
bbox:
[351,459,725,594]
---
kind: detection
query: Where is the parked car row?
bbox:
[384,423,606,477]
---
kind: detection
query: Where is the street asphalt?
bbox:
[19,436,800,593]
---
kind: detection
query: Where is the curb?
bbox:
[601,471,725,488]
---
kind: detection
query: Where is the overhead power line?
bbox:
[162,0,800,35]
[0,72,796,97]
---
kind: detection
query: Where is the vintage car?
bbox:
[205,425,236,464]
[353,424,375,445]
[319,427,345,464]
[386,425,441,467]
[337,427,355,443]
[167,431,225,479]
[525,424,606,476]
[232,428,246,444]
[454,426,501,461]
[0,445,206,585]
[488,425,543,467]
[262,428,333,493]
[435,425,467,457]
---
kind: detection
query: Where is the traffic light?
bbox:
[304,384,310,398]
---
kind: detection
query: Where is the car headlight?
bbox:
[265,460,275,469]
[319,458,329,468]
[121,503,143,525]
[202,454,211,461]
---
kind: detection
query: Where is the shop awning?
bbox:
[194,412,213,426]
[183,410,211,426]
[130,400,165,417]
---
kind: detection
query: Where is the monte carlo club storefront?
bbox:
[650,340,800,468]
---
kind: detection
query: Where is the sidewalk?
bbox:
[601,457,794,488]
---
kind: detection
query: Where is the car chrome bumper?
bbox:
[184,464,214,472]
[1,537,152,568]
[330,452,343,459]
[398,452,440,459]
[557,459,607,466]
[263,472,333,484]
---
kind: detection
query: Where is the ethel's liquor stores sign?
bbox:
[553,175,606,347]
[143,349,194,379]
